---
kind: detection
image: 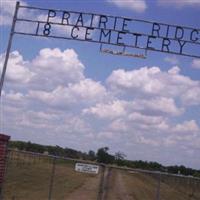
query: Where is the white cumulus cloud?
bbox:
[158,0,200,7]
[106,66,200,106]
[31,48,85,89]
[1,47,200,168]
[28,79,107,107]
[0,51,35,83]
[83,100,126,120]
[107,0,147,13]
[173,120,199,133]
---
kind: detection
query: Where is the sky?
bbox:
[0,0,200,169]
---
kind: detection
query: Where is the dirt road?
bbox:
[105,168,133,200]
[64,167,198,200]
[66,173,100,200]
[65,168,133,200]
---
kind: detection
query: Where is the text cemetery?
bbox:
[15,6,200,58]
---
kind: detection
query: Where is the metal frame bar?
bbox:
[13,31,200,59]
[15,18,200,45]
[0,2,19,97]
[13,8,200,59]
[0,2,199,98]
[18,4,200,32]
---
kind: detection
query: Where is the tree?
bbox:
[96,147,114,164]
[25,141,32,151]
[115,151,126,160]
[88,150,96,161]
[115,151,126,166]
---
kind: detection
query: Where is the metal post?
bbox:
[48,157,56,200]
[0,1,19,98]
[97,165,105,200]
[190,178,195,199]
[156,172,161,200]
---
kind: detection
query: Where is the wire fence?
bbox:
[1,149,200,200]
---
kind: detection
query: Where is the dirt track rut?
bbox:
[105,169,133,200]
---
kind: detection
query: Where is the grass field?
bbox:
[113,171,200,200]
[2,152,101,200]
[105,169,200,200]
[2,151,200,200]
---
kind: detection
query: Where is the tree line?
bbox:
[8,140,200,178]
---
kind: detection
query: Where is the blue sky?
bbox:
[0,0,200,169]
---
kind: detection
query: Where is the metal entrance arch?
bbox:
[0,1,200,97]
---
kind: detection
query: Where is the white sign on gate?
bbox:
[75,163,99,174]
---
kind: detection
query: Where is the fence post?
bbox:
[48,157,56,200]
[190,178,195,199]
[97,165,105,200]
[0,133,10,199]
[156,172,161,200]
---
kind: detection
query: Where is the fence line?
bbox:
[2,149,200,200]
[7,149,200,181]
